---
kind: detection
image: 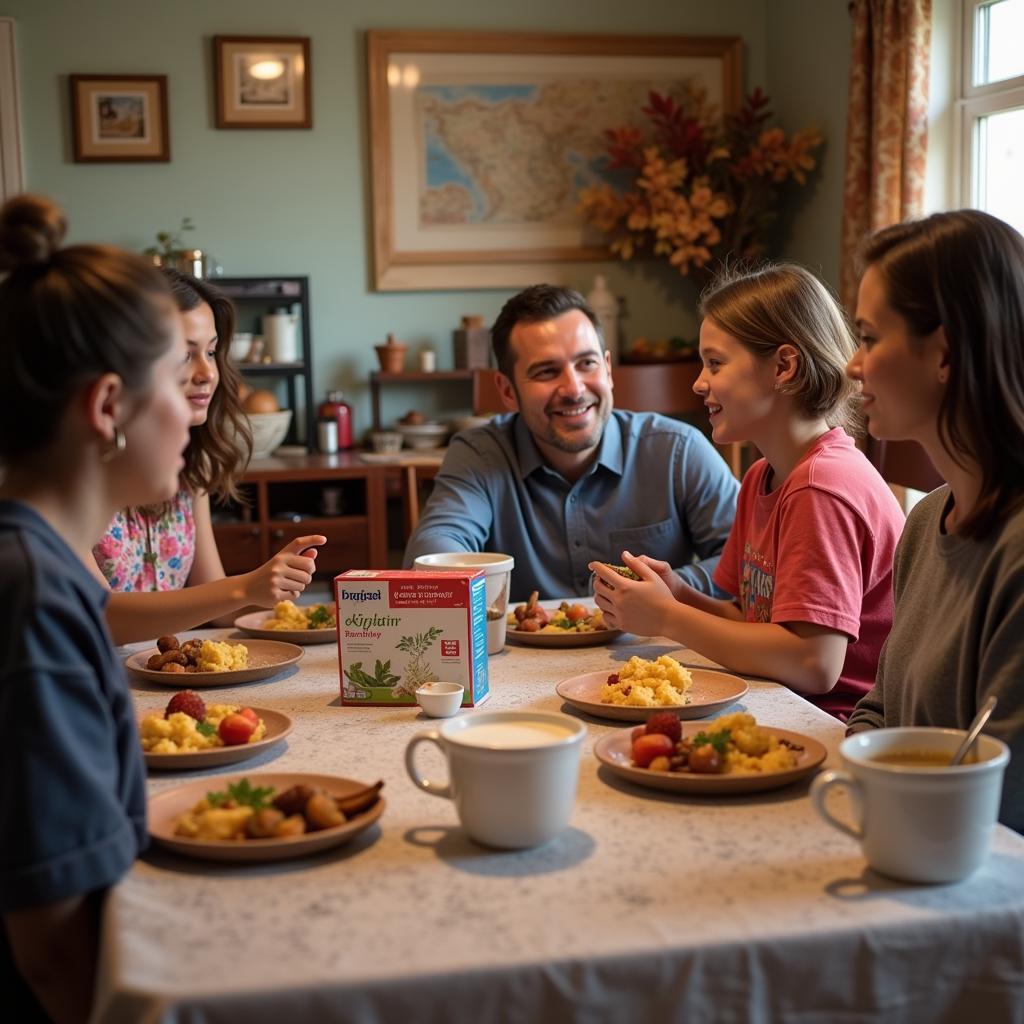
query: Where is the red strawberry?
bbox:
[165,689,206,721]
[645,711,682,744]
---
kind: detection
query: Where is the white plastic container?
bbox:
[413,552,515,655]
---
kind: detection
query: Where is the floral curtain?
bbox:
[840,0,932,310]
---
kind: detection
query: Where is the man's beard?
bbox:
[538,396,611,453]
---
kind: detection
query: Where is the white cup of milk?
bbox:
[413,552,514,655]
[405,710,584,848]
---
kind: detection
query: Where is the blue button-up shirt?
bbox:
[404,411,739,602]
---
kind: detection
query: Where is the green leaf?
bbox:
[207,778,275,810]
[692,729,731,755]
[196,720,216,737]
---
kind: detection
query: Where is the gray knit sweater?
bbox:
[848,486,1024,833]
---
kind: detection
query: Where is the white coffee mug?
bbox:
[413,552,514,655]
[405,710,584,848]
[810,727,1009,883]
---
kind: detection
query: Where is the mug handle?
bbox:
[809,770,864,841]
[405,731,452,800]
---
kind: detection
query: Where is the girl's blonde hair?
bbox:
[699,263,859,431]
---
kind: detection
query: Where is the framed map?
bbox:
[367,30,741,291]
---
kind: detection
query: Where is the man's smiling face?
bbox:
[504,309,613,464]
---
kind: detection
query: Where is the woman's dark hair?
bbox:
[490,284,602,377]
[859,210,1024,539]
[161,268,252,502]
[0,194,175,463]
[699,263,860,431]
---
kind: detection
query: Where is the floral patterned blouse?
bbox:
[93,490,196,592]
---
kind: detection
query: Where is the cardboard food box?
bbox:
[335,569,489,706]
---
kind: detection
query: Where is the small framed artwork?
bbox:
[214,36,311,129]
[69,74,169,163]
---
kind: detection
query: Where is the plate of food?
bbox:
[506,592,623,648]
[139,690,293,770]
[125,635,303,687]
[594,711,827,794]
[148,772,385,862]
[234,601,337,644]
[557,656,749,721]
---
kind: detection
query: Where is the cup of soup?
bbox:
[413,552,515,655]
[810,727,1010,883]
[405,710,585,848]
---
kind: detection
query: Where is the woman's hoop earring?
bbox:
[101,427,127,463]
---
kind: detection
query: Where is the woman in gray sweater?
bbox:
[845,210,1024,834]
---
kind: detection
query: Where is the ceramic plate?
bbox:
[140,707,293,770]
[594,724,827,794]
[233,610,337,645]
[557,668,748,721]
[125,639,304,688]
[507,624,624,648]
[148,772,385,863]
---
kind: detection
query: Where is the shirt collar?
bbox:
[513,411,624,480]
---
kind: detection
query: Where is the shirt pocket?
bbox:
[607,518,675,558]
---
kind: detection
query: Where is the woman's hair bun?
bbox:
[0,194,68,272]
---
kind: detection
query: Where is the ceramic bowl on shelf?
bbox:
[395,422,449,450]
[450,414,493,433]
[369,430,403,453]
[247,410,292,459]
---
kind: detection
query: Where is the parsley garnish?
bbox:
[691,729,731,755]
[206,778,276,810]
[306,604,333,628]
[196,720,217,737]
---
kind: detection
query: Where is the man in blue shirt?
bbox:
[404,285,739,601]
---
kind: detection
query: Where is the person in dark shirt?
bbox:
[0,194,192,1022]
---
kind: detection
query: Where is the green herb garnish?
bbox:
[206,778,275,810]
[306,604,333,629]
[691,729,731,755]
[196,720,217,737]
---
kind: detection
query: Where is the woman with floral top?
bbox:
[92,271,324,644]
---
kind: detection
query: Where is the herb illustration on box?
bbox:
[395,627,444,696]
[344,659,401,694]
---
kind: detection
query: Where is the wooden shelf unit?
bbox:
[212,453,389,577]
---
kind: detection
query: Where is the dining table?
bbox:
[92,623,1024,1024]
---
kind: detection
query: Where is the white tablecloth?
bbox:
[93,631,1024,1024]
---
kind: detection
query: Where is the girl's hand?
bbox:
[243,535,327,606]
[589,551,677,635]
[631,554,688,601]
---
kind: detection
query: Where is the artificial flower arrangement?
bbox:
[578,87,822,277]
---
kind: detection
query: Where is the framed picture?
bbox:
[214,36,311,129]
[69,74,169,163]
[367,30,741,291]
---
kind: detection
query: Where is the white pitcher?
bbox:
[262,309,299,363]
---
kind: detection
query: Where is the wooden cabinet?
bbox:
[211,453,390,576]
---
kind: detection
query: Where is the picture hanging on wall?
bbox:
[69,74,169,162]
[366,29,741,290]
[214,36,312,129]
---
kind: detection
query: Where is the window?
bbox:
[961,0,1024,232]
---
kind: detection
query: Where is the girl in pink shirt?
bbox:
[592,264,905,720]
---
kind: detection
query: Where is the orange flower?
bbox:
[579,88,821,275]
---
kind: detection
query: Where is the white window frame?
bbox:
[959,0,1024,209]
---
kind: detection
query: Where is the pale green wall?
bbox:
[3,0,851,435]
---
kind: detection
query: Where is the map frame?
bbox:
[367,30,742,291]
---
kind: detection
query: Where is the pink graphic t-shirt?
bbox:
[713,429,906,720]
[93,490,196,592]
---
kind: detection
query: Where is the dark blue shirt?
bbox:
[0,500,147,1013]
[404,411,739,601]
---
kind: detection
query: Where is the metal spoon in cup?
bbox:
[949,695,998,766]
